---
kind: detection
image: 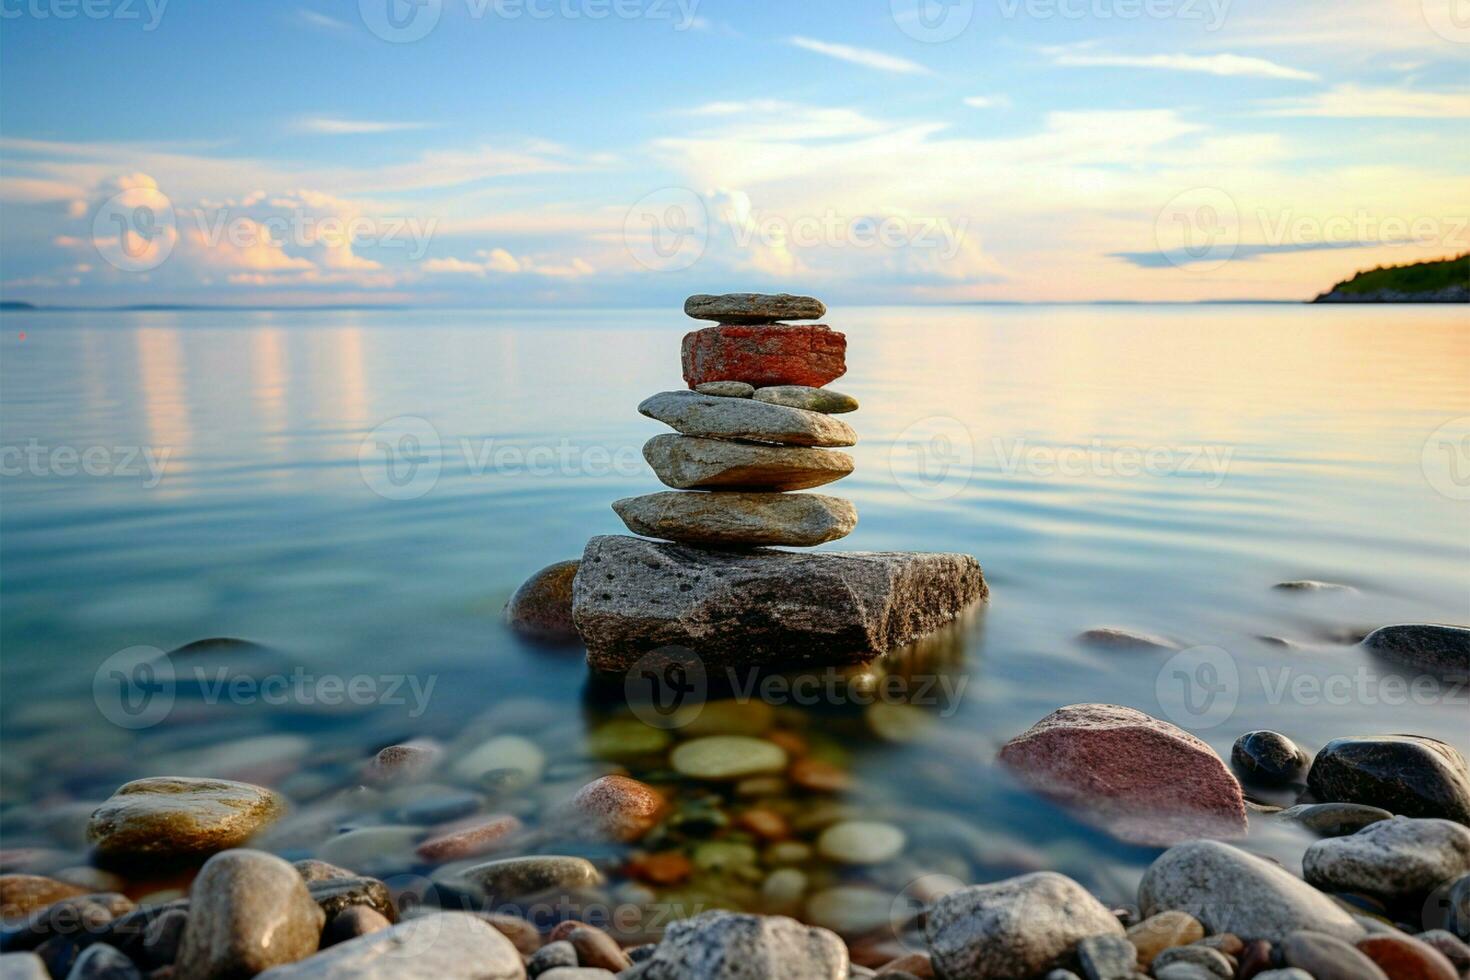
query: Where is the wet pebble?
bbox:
[1279,803,1392,838]
[528,940,578,975]
[1356,934,1459,980]
[458,855,602,905]
[567,924,631,971]
[761,869,807,915]
[567,775,664,843]
[805,887,893,937]
[415,813,522,862]
[1303,816,1470,902]
[452,735,545,785]
[1153,945,1232,978]
[251,911,523,978]
[1238,940,1273,980]
[0,875,86,920]
[670,736,787,781]
[0,952,49,979]
[1282,930,1389,980]
[141,908,187,967]
[1126,911,1204,968]
[306,875,395,922]
[1361,624,1470,678]
[65,943,139,979]
[925,872,1123,980]
[1077,627,1179,651]
[1307,735,1470,823]
[368,741,442,783]
[1139,840,1364,942]
[1231,731,1309,786]
[1076,934,1137,980]
[638,909,848,978]
[789,758,851,793]
[683,700,776,738]
[2,893,135,953]
[505,559,581,643]
[1415,931,1470,971]
[585,720,671,760]
[293,860,354,883]
[320,906,389,948]
[816,822,905,865]
[317,828,420,877]
[87,777,284,870]
[176,849,324,979]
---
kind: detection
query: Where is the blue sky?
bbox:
[1,0,1466,305]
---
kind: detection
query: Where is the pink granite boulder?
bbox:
[997,703,1247,846]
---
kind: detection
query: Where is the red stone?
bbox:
[567,775,665,843]
[997,703,1248,846]
[682,324,847,389]
[414,814,522,862]
[1357,935,1460,980]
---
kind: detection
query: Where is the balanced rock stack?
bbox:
[566,292,987,672]
[614,294,860,548]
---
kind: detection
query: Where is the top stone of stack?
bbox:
[684,292,826,325]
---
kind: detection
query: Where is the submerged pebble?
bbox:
[670,736,787,781]
[816,821,905,865]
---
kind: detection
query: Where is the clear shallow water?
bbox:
[2,305,1467,934]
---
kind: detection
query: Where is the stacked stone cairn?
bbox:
[509,291,988,673]
[613,293,860,549]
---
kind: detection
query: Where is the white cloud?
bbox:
[0,176,87,203]
[962,95,1012,110]
[1259,85,1470,118]
[680,100,892,140]
[1047,48,1318,81]
[786,36,931,75]
[423,247,592,278]
[297,117,433,135]
[298,10,349,31]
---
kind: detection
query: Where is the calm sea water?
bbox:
[2,305,1467,922]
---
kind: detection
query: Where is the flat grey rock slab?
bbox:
[643,434,853,492]
[684,293,826,324]
[572,535,987,671]
[639,390,855,448]
[612,491,856,547]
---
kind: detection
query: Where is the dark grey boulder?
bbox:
[1307,735,1470,823]
[1362,624,1469,678]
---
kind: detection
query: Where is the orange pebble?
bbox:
[631,852,693,885]
[766,730,808,757]
[736,809,790,841]
[790,757,851,793]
